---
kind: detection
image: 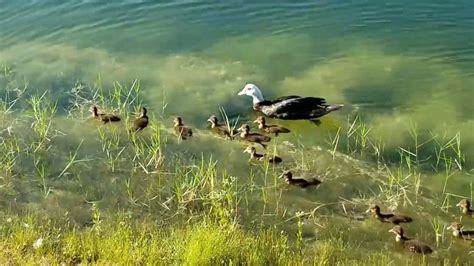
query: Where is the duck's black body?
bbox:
[132,107,149,132]
[389,226,433,254]
[366,205,413,225]
[254,96,343,120]
[449,223,474,241]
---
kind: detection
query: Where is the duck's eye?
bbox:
[246,87,251,90]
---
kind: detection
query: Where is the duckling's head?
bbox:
[139,107,147,117]
[243,146,256,154]
[280,171,293,179]
[366,205,381,214]
[207,115,218,125]
[456,199,470,208]
[447,222,462,231]
[174,116,183,126]
[237,83,264,104]
[253,116,265,125]
[238,124,250,133]
[388,225,404,237]
[89,105,99,116]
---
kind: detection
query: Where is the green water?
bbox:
[1,1,473,263]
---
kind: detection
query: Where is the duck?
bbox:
[280,171,321,188]
[366,205,413,225]
[388,226,433,254]
[456,199,473,216]
[207,115,238,139]
[90,105,121,124]
[238,124,271,148]
[131,107,149,132]
[253,116,290,136]
[174,116,193,140]
[243,146,282,164]
[447,222,474,241]
[237,83,343,123]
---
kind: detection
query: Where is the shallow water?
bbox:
[1,0,473,263]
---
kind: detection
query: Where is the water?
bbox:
[1,0,474,262]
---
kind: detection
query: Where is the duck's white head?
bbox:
[237,83,264,104]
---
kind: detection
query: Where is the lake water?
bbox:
[1,0,473,263]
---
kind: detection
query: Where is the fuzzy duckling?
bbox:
[366,205,413,225]
[253,116,290,136]
[238,124,271,148]
[207,115,238,139]
[280,171,321,188]
[174,116,193,140]
[90,105,121,124]
[447,222,474,241]
[131,107,149,132]
[456,199,473,216]
[388,226,433,254]
[243,146,282,164]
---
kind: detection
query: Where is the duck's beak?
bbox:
[456,202,462,207]
[207,119,212,123]
[237,87,246,96]
[252,119,259,124]
[365,208,371,213]
[388,228,394,233]
[447,225,453,230]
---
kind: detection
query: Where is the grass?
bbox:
[0,66,473,264]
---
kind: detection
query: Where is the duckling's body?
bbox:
[456,199,473,216]
[280,171,321,188]
[207,115,238,139]
[90,106,121,124]
[174,117,193,140]
[243,146,282,164]
[238,124,271,148]
[448,222,474,241]
[253,116,290,136]
[131,107,149,132]
[389,226,433,254]
[366,205,412,225]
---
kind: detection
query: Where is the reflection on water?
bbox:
[0,0,473,262]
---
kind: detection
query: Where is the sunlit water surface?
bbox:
[1,1,473,263]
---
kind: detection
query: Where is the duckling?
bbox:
[447,222,474,241]
[238,124,271,148]
[456,199,473,216]
[366,205,412,225]
[207,115,238,139]
[90,105,121,124]
[174,116,193,140]
[388,226,433,254]
[131,107,149,132]
[253,116,290,136]
[243,146,282,164]
[280,171,321,188]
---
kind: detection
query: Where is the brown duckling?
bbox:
[447,222,474,241]
[280,171,321,188]
[131,107,149,132]
[90,105,121,124]
[243,146,282,164]
[388,226,433,254]
[253,116,290,136]
[207,115,238,139]
[238,124,271,148]
[366,205,412,225]
[456,199,473,216]
[174,116,193,140]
